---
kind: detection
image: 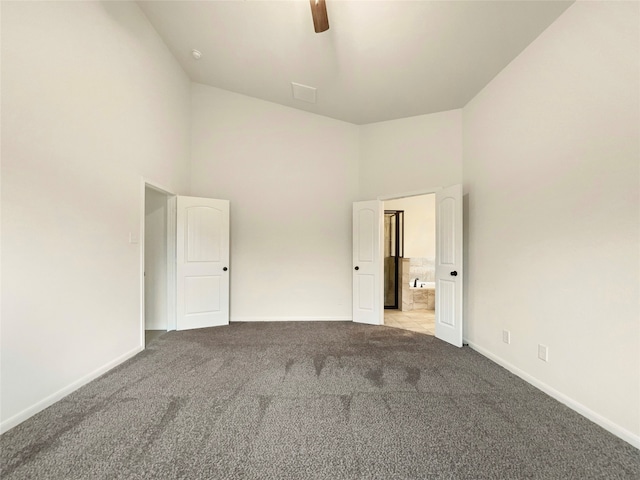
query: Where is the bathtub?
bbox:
[404,281,435,310]
[409,281,435,289]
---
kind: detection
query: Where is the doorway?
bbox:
[353,185,463,346]
[144,185,168,344]
[383,194,436,335]
[140,184,231,343]
[140,183,176,347]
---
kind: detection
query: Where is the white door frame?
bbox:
[378,187,441,203]
[139,178,177,349]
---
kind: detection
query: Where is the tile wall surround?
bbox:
[401,258,435,311]
[409,257,435,282]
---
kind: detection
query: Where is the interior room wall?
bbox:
[463,0,639,444]
[1,1,191,431]
[190,84,359,321]
[384,195,435,260]
[3,0,637,452]
[358,110,462,199]
[144,188,168,331]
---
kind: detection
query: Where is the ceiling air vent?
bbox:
[291,82,317,104]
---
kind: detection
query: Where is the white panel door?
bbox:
[176,196,230,331]
[435,184,463,347]
[353,200,383,325]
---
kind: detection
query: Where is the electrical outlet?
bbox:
[502,330,511,344]
[538,344,548,362]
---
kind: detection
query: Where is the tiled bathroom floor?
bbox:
[384,309,435,336]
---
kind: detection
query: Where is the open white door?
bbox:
[435,184,463,347]
[176,196,230,331]
[353,200,383,325]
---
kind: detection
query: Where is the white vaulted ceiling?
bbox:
[138,0,574,125]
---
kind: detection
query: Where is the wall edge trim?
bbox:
[466,340,640,450]
[0,346,144,434]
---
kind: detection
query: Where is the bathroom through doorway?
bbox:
[383,193,436,335]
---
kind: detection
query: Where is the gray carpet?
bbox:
[1,322,638,479]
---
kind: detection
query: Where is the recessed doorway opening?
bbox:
[144,185,169,346]
[141,180,177,348]
[383,194,436,336]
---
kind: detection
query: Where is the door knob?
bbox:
[354,266,360,271]
[450,271,458,276]
[223,267,228,271]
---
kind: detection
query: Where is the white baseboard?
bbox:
[466,340,640,450]
[232,316,352,323]
[0,346,144,434]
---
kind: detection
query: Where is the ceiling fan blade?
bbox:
[310,0,329,33]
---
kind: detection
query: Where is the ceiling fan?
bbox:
[310,0,329,33]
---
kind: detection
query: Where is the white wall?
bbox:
[384,195,435,260]
[144,188,168,331]
[190,84,359,321]
[1,1,191,430]
[3,0,638,450]
[463,0,639,444]
[359,110,462,199]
